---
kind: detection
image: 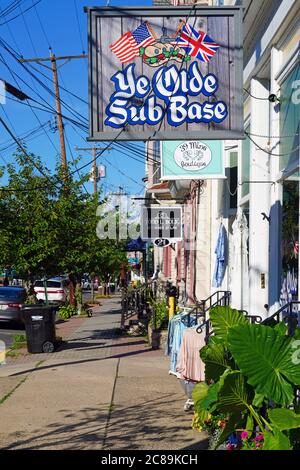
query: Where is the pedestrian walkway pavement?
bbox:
[0,296,208,450]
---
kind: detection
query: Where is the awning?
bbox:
[124,237,147,252]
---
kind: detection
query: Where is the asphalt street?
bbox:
[0,290,97,350]
[0,323,25,349]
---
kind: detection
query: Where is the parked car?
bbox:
[0,287,27,323]
[33,278,69,304]
[81,279,99,290]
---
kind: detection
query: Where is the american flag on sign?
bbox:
[175,22,220,63]
[110,22,155,64]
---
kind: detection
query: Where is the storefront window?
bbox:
[241,126,250,197]
[280,64,300,171]
[229,151,238,209]
[281,175,299,304]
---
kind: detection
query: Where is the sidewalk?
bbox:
[0,296,208,450]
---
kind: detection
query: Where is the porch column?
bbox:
[249,78,270,318]
[269,47,283,315]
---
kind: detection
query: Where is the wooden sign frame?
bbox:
[86,6,244,141]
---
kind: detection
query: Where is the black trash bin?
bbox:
[21,305,57,353]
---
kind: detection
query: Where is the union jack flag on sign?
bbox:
[175,22,220,63]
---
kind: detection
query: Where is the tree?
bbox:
[0,150,127,298]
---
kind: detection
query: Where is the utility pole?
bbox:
[76,147,112,194]
[19,51,87,172]
[50,50,67,170]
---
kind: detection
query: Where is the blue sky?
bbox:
[0,0,152,196]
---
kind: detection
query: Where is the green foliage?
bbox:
[210,412,243,450]
[274,321,288,336]
[58,304,77,320]
[194,382,219,414]
[148,300,168,330]
[209,306,249,345]
[200,342,234,382]
[263,429,292,450]
[217,371,255,414]
[192,382,211,423]
[11,334,26,350]
[0,151,127,283]
[193,306,300,450]
[252,392,265,408]
[268,408,300,431]
[228,324,300,406]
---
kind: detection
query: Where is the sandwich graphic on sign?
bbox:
[140,41,189,67]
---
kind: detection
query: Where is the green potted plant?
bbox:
[192,306,300,450]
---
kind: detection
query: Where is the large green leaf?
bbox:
[263,430,292,450]
[192,383,211,422]
[200,343,233,382]
[252,392,265,408]
[193,382,219,415]
[192,382,209,406]
[209,306,249,344]
[228,324,300,406]
[217,371,255,413]
[274,322,288,336]
[294,328,300,340]
[269,408,300,431]
[246,413,254,432]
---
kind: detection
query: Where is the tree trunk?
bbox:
[75,281,82,315]
[91,277,95,303]
[68,273,76,307]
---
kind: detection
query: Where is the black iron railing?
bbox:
[196,301,299,344]
[262,301,300,336]
[121,284,153,329]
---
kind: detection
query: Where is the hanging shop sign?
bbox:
[161,140,224,180]
[86,6,244,141]
[141,207,182,241]
[128,257,141,265]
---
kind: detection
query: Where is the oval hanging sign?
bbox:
[154,238,171,248]
[174,141,212,172]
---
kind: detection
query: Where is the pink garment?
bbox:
[176,328,206,382]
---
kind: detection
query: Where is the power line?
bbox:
[0,4,22,55]
[245,132,300,157]
[0,47,89,132]
[73,0,85,54]
[0,36,89,125]
[70,124,146,189]
[0,51,60,154]
[0,1,25,19]
[0,0,42,26]
[65,130,89,195]
[0,120,51,153]
[19,3,39,57]
[32,0,51,48]
[0,89,88,131]
[0,114,61,189]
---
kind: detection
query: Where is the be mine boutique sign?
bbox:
[86,6,243,141]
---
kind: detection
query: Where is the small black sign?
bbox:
[141,207,182,241]
[154,239,170,248]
